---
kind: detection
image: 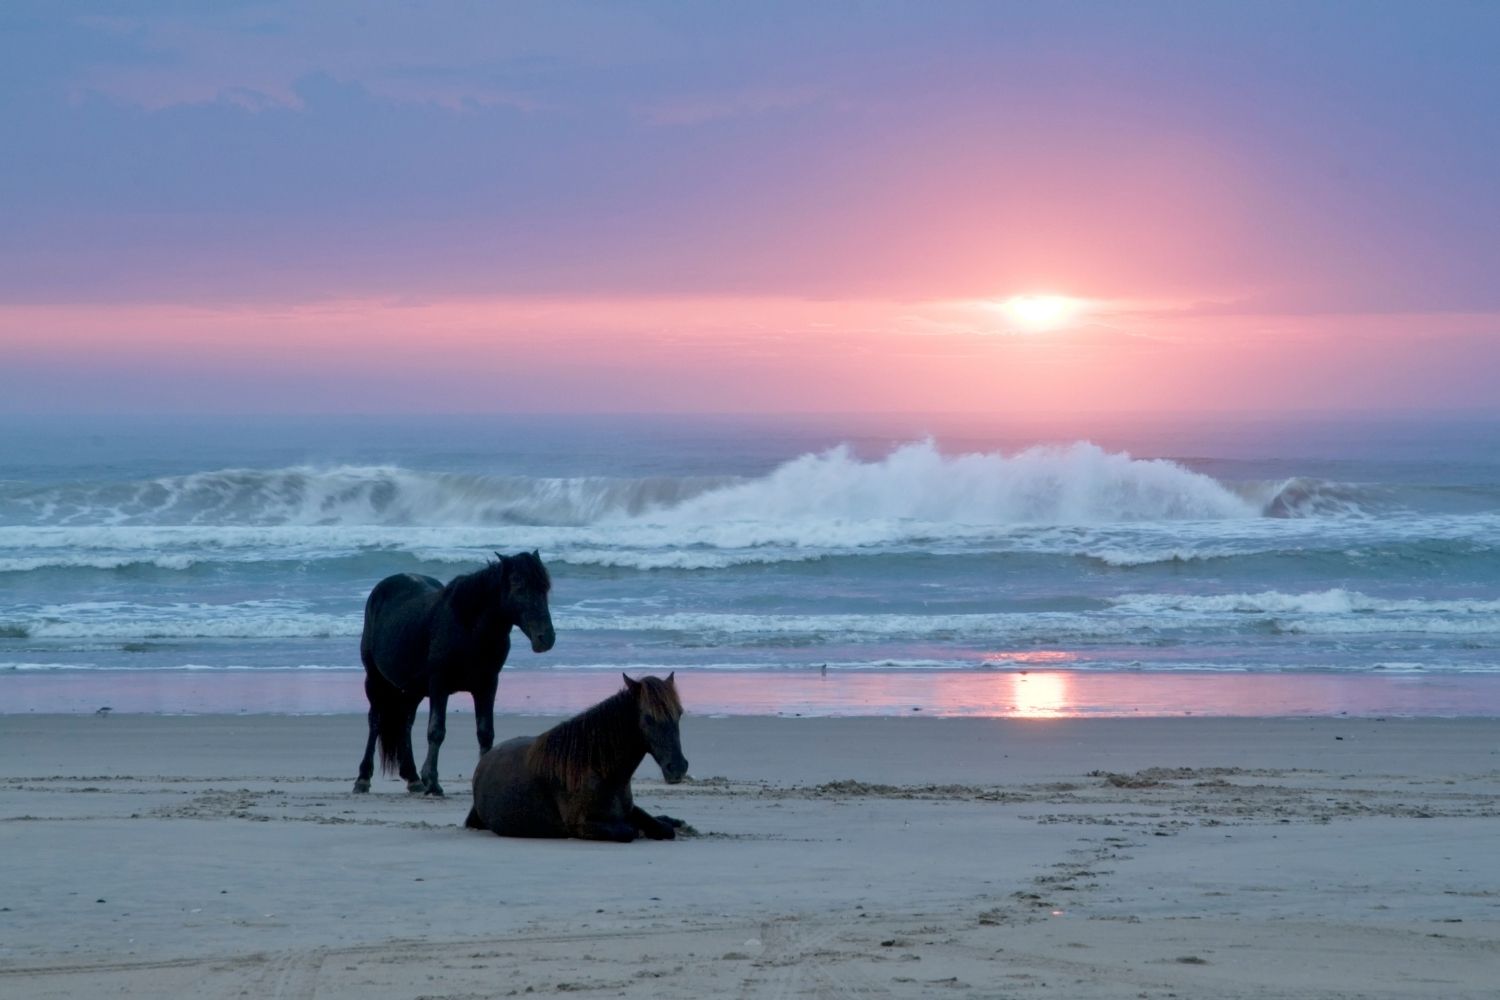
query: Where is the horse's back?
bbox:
[365,573,443,615]
[361,573,444,680]
[362,573,441,639]
[469,736,565,837]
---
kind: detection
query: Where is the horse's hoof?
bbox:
[406,780,426,794]
[352,779,370,794]
[424,784,445,798]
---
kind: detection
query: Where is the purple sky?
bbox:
[2,2,1497,413]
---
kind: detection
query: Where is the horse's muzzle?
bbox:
[530,630,556,653]
[662,758,689,784]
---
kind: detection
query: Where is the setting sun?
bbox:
[998,294,1085,332]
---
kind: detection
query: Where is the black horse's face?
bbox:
[505,550,555,653]
[513,587,555,653]
[629,673,688,784]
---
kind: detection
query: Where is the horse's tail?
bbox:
[366,669,409,776]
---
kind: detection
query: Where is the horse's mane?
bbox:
[508,550,551,594]
[525,678,681,791]
[446,551,550,621]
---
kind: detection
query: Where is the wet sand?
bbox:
[2,713,1498,997]
[6,666,1500,718]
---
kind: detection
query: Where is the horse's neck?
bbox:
[604,744,647,786]
[482,588,520,633]
[589,696,648,784]
[477,605,516,637]
[447,574,517,635]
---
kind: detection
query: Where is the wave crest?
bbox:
[636,441,1257,526]
[3,466,732,528]
[1262,478,1373,518]
[3,441,1302,531]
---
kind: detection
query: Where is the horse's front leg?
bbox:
[573,818,639,843]
[473,677,497,755]
[628,805,683,840]
[561,786,636,841]
[418,692,448,796]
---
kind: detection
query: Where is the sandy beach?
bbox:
[2,712,1498,998]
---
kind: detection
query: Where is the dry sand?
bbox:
[1,713,1498,998]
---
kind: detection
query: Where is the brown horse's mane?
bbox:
[525,677,681,791]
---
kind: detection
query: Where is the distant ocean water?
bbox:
[2,413,1498,703]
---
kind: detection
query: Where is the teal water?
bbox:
[2,413,1498,692]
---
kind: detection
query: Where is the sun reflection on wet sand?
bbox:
[981,651,1080,716]
[1005,671,1074,718]
[3,668,1500,718]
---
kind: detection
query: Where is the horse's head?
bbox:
[500,549,556,653]
[625,673,688,784]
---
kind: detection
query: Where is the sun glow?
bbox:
[997,294,1085,332]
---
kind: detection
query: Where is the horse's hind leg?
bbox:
[398,698,423,792]
[354,669,381,793]
[353,705,379,793]
[417,691,449,796]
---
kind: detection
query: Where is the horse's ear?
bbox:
[532,548,540,560]
[665,671,676,689]
[623,673,641,695]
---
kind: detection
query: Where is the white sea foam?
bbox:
[5,509,1498,576]
[1273,617,1500,636]
[3,604,1150,644]
[559,610,1144,642]
[1082,546,1247,567]
[1110,589,1500,637]
[0,662,358,672]
[13,602,362,640]
[10,589,1495,648]
[1111,590,1500,616]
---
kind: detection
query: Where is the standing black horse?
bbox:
[354,550,555,796]
[465,673,688,841]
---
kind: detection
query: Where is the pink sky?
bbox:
[3,297,1494,414]
[2,5,1497,414]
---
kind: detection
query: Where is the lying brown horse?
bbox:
[464,673,689,842]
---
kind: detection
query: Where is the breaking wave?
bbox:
[4,441,1271,529]
[0,466,732,528]
[1261,477,1376,518]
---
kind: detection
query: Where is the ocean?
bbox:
[2,412,1498,715]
